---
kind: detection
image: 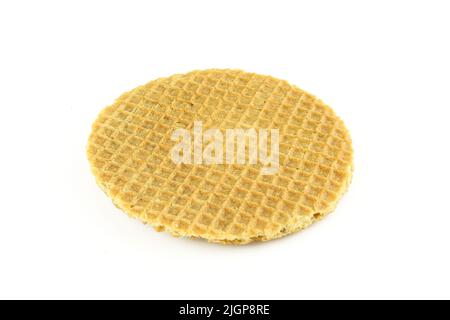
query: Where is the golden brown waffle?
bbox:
[87,69,353,244]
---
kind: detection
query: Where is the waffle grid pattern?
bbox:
[87,69,353,243]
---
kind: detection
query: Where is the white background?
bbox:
[0,0,449,300]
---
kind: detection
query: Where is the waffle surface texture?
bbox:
[87,69,353,244]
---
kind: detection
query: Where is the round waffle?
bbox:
[87,69,353,244]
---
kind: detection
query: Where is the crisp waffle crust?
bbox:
[87,69,353,244]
